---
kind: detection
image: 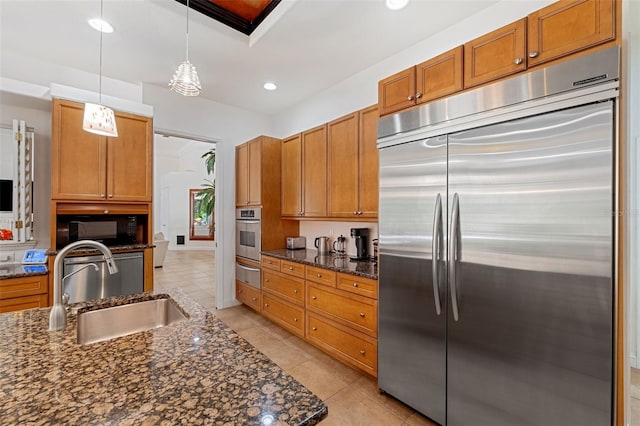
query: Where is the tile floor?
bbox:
[154,250,435,425]
[155,250,640,426]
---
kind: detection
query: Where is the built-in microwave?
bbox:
[57,215,138,247]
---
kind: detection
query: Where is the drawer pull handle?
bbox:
[415,92,422,99]
[264,303,269,307]
[359,312,365,318]
[293,289,298,294]
[407,95,414,101]
[311,295,317,300]
[252,297,257,301]
[312,327,317,331]
[353,282,358,287]
[514,57,523,65]
[265,279,270,283]
[103,210,109,214]
[288,266,294,270]
[529,51,539,58]
[359,350,366,355]
[294,317,298,322]
[317,273,322,278]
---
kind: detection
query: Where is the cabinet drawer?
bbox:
[262,293,305,338]
[305,265,336,287]
[261,256,281,271]
[0,275,48,299]
[281,260,305,278]
[236,281,261,312]
[263,270,305,306]
[307,282,377,337]
[0,294,49,313]
[337,273,378,300]
[307,312,377,377]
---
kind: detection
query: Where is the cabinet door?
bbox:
[247,138,262,205]
[281,134,302,217]
[527,0,615,67]
[107,111,153,201]
[358,105,379,218]
[236,143,248,206]
[464,18,527,88]
[52,99,107,200]
[236,281,261,311]
[328,112,359,217]
[416,45,463,104]
[378,67,416,116]
[302,125,327,217]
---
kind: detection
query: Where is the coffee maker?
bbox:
[350,228,369,260]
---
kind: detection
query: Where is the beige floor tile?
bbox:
[287,358,351,400]
[323,384,407,426]
[402,411,438,426]
[631,396,640,426]
[257,339,312,370]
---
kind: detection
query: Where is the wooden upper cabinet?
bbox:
[327,105,379,218]
[328,112,359,217]
[235,143,248,206]
[235,138,263,207]
[52,99,152,202]
[378,67,416,116]
[464,18,527,88]
[301,125,328,217]
[527,0,615,67]
[358,105,379,218]
[281,134,302,217]
[416,45,464,104]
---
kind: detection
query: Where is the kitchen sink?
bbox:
[77,297,188,345]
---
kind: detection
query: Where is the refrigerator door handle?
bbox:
[431,193,442,316]
[449,192,460,321]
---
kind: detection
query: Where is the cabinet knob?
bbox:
[103,210,109,214]
[288,266,294,270]
[294,317,298,322]
[317,273,322,278]
[312,326,317,331]
[514,57,523,65]
[264,303,269,307]
[353,282,358,288]
[358,211,363,215]
[252,297,257,301]
[353,211,358,215]
[265,279,270,283]
[529,51,539,58]
[407,95,414,101]
[359,312,366,318]
[293,289,298,294]
[100,194,106,198]
[359,350,366,355]
[415,92,422,99]
[108,194,113,198]
[311,295,317,300]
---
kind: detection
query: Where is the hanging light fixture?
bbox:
[169,0,202,96]
[83,0,118,137]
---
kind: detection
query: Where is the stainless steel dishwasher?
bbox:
[63,251,144,303]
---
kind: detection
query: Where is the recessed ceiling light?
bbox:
[263,82,277,91]
[386,0,409,10]
[88,18,114,33]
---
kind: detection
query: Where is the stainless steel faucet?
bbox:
[49,240,119,331]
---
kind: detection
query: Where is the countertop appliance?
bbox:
[350,228,369,260]
[314,236,330,255]
[286,236,306,250]
[62,251,144,304]
[236,208,261,262]
[378,47,617,425]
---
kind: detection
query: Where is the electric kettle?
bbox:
[314,236,330,254]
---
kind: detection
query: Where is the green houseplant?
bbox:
[197,148,215,236]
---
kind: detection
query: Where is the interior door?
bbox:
[446,102,614,425]
[378,135,447,425]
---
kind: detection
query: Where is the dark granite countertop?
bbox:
[0,289,328,425]
[262,249,378,280]
[0,263,48,280]
[46,243,154,256]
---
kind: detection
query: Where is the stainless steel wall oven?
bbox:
[236,208,261,262]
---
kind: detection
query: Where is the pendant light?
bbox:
[169,0,202,96]
[83,0,118,137]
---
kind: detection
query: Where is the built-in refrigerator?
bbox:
[377,47,619,426]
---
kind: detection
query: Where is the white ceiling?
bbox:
[0,0,500,116]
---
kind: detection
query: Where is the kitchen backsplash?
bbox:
[299,221,378,258]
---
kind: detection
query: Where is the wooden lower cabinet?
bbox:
[263,270,305,306]
[306,312,377,377]
[236,281,261,312]
[262,293,305,338]
[0,275,49,313]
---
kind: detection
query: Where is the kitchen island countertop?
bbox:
[0,289,327,425]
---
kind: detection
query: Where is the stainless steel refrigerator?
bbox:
[377,47,619,426]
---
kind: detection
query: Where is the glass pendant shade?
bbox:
[169,60,202,96]
[82,103,118,137]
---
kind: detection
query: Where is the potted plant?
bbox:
[197,148,215,237]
